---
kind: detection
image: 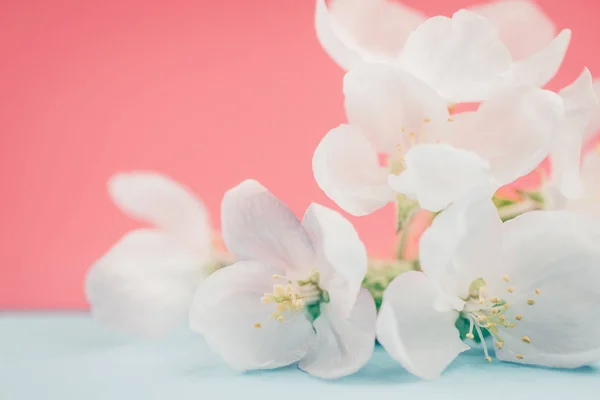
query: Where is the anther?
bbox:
[515,314,523,321]
[491,308,499,315]
[527,299,535,305]
[424,118,431,123]
[272,274,280,279]
[503,275,510,282]
[254,323,262,329]
[277,316,285,323]
[485,356,492,363]
[490,297,501,304]
[466,333,475,339]
[496,341,504,349]
[535,288,541,296]
[516,354,524,360]
[499,314,505,322]
[522,336,531,344]
[507,287,515,293]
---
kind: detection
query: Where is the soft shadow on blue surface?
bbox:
[1,313,599,400]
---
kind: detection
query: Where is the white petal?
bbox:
[446,85,564,185]
[108,172,211,257]
[376,271,469,380]
[315,0,425,70]
[419,192,502,298]
[189,261,317,370]
[312,124,394,216]
[490,211,600,368]
[508,29,571,88]
[398,10,511,102]
[85,229,201,337]
[344,62,450,153]
[299,289,376,379]
[571,151,600,217]
[551,69,600,198]
[302,203,367,317]
[220,180,315,277]
[388,143,495,212]
[314,0,363,70]
[470,0,556,61]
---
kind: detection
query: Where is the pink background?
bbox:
[1,0,599,309]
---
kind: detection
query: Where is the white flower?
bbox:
[546,70,600,198]
[376,192,600,380]
[313,62,563,214]
[316,1,570,102]
[86,172,225,337]
[188,179,376,379]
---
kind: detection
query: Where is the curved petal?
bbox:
[508,29,571,88]
[388,143,495,212]
[315,0,425,70]
[419,192,502,299]
[302,203,368,317]
[315,0,363,70]
[220,180,315,277]
[312,124,394,216]
[567,151,600,217]
[344,62,450,153]
[551,68,600,198]
[376,271,469,380]
[470,0,556,61]
[85,229,201,337]
[189,260,317,370]
[299,288,376,379]
[398,10,512,102]
[446,85,564,186]
[108,171,211,257]
[489,211,600,368]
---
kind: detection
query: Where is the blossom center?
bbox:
[258,269,328,324]
[458,276,538,362]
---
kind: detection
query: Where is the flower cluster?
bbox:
[86,0,600,381]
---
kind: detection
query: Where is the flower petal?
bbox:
[315,0,426,70]
[312,124,394,216]
[344,62,450,154]
[299,288,376,379]
[398,10,511,102]
[388,143,495,212]
[302,203,368,317]
[314,0,363,70]
[507,29,571,88]
[419,192,502,299]
[85,229,201,337]
[220,180,315,277]
[470,0,556,61]
[490,211,600,368]
[551,68,600,198]
[108,172,211,257]
[446,85,564,186]
[376,271,469,380]
[189,260,317,370]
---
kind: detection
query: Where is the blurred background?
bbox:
[1,0,599,309]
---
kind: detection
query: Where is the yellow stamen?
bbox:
[516,314,523,321]
[496,341,504,349]
[466,333,475,339]
[507,287,515,293]
[272,274,280,280]
[522,336,531,344]
[503,275,510,282]
[485,356,492,363]
[424,118,431,123]
[516,354,524,360]
[527,299,535,305]
[535,288,541,296]
[254,323,262,329]
[277,316,285,323]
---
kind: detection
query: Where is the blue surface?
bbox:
[1,313,599,399]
